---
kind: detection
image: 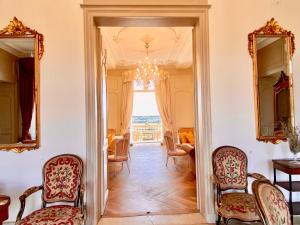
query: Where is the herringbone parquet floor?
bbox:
[104,143,197,217]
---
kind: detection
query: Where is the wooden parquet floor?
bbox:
[104,143,197,217]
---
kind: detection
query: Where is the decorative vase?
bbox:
[288,127,300,164]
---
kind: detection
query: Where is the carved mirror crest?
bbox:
[0,17,44,152]
[248,18,295,144]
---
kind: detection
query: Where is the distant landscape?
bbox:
[132,115,161,124]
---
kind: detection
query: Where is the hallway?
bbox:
[104,143,197,216]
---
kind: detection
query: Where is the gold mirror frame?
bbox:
[0,17,44,153]
[248,18,295,144]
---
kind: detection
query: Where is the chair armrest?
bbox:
[177,143,194,153]
[247,172,267,180]
[16,185,43,222]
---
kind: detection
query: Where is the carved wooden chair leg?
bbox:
[126,161,130,173]
[166,156,169,166]
[216,215,221,225]
[128,149,131,160]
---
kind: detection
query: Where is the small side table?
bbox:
[272,159,300,225]
[0,195,10,225]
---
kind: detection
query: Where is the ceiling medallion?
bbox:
[135,40,160,90]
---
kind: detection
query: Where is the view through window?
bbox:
[131,84,162,143]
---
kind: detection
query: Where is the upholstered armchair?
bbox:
[178,127,195,144]
[252,179,291,225]
[164,131,190,166]
[108,138,130,173]
[212,146,266,225]
[16,154,84,225]
[108,128,116,152]
[123,132,131,159]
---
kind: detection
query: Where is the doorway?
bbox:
[82,3,213,225]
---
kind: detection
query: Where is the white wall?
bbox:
[209,0,300,187]
[0,0,85,222]
[1,0,300,222]
[169,68,195,131]
[107,69,122,134]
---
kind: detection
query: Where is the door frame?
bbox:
[82,2,214,224]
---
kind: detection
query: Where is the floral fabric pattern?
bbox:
[213,146,247,190]
[43,155,82,202]
[219,193,260,221]
[16,205,83,225]
[259,183,291,225]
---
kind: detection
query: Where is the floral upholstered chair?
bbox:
[252,179,291,225]
[212,146,266,225]
[16,154,84,225]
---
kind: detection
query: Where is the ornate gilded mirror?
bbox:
[0,17,44,152]
[248,18,295,144]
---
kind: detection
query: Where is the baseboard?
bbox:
[204,213,216,223]
[3,222,14,225]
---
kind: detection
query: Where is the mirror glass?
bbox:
[256,36,292,138]
[0,38,36,145]
[249,18,295,143]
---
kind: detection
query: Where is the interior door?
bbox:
[96,28,109,215]
[0,82,18,144]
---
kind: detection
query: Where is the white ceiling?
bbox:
[101,27,193,69]
[0,38,34,58]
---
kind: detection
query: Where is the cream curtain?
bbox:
[120,71,134,134]
[155,71,174,132]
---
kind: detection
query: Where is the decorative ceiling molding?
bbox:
[101,27,192,69]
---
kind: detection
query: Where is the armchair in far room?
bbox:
[108,128,116,153]
[123,132,131,159]
[177,127,195,145]
[164,131,192,167]
[108,137,130,173]
[212,145,266,225]
[16,154,84,225]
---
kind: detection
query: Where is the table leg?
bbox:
[273,168,277,184]
[289,174,294,225]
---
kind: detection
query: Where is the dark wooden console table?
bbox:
[0,195,10,225]
[272,159,300,225]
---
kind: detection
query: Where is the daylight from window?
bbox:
[131,91,162,143]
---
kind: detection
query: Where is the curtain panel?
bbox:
[154,71,174,132]
[120,71,134,134]
[19,57,35,141]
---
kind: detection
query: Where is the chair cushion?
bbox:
[108,155,128,162]
[168,149,187,156]
[16,205,83,225]
[218,192,260,222]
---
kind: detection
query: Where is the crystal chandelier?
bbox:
[135,41,160,89]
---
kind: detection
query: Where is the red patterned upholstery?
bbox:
[16,154,84,225]
[212,146,247,190]
[219,193,259,222]
[212,146,265,225]
[16,205,83,225]
[252,179,291,225]
[43,155,83,203]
